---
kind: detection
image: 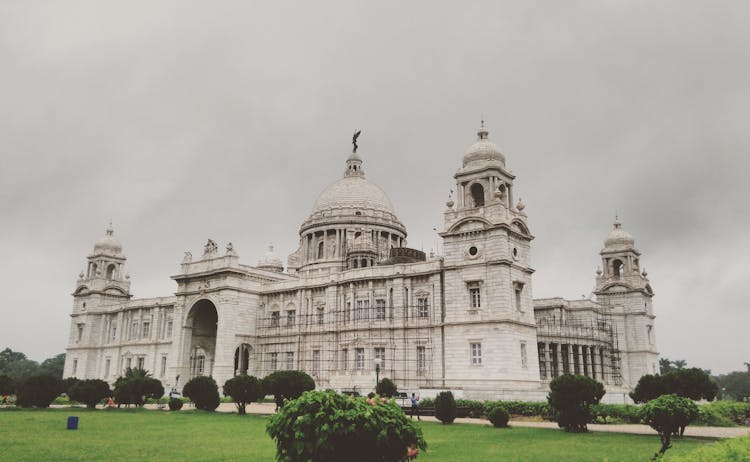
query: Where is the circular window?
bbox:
[469,246,478,256]
[355,211,362,216]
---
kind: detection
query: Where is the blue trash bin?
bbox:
[67,416,78,430]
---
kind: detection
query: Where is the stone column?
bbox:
[538,343,547,380]
[566,344,574,374]
[555,344,562,377]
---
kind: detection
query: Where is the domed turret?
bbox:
[257,243,284,273]
[463,122,505,168]
[604,217,635,249]
[93,223,122,256]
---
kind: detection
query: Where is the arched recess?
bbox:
[234,343,252,376]
[106,264,116,280]
[470,183,485,207]
[186,299,218,378]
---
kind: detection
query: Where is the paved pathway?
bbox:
[60,402,749,439]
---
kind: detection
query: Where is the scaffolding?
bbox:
[255,290,440,394]
[535,306,623,386]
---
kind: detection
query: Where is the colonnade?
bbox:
[537,342,615,384]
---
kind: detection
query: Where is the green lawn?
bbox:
[0,408,713,461]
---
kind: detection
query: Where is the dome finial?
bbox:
[106,221,114,236]
[477,119,489,140]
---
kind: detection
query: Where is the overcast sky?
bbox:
[1,1,748,374]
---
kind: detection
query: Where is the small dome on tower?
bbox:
[463,122,506,167]
[604,217,635,248]
[93,223,122,255]
[257,243,284,272]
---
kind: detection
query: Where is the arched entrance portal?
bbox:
[234,343,252,376]
[187,299,218,378]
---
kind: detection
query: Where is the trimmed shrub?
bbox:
[183,376,220,411]
[590,403,643,424]
[664,433,750,462]
[168,397,183,411]
[68,379,111,409]
[642,394,699,458]
[697,401,750,426]
[0,374,15,396]
[262,371,315,408]
[223,375,264,415]
[376,378,397,398]
[62,377,81,396]
[488,405,510,428]
[113,368,164,406]
[267,390,426,462]
[16,375,63,408]
[548,374,605,433]
[631,369,718,404]
[456,399,485,418]
[434,391,457,424]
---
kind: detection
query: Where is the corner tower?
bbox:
[64,224,132,379]
[594,218,658,386]
[440,124,540,397]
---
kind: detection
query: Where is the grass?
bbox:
[0,408,714,462]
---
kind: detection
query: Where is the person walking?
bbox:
[410,393,420,421]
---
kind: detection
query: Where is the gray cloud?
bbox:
[1,1,748,374]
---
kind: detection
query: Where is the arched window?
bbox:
[612,259,623,278]
[106,264,116,280]
[470,183,485,207]
[317,241,324,259]
[90,263,98,278]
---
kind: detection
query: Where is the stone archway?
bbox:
[186,299,218,378]
[234,343,252,376]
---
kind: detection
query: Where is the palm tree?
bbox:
[673,359,687,370]
[659,358,672,374]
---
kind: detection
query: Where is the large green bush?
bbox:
[62,377,81,396]
[168,397,183,411]
[631,369,718,403]
[434,391,457,424]
[183,376,220,411]
[663,433,750,462]
[488,405,510,428]
[267,390,426,462]
[68,379,111,409]
[16,375,63,408]
[113,368,164,406]
[642,394,699,458]
[548,374,605,433]
[0,374,15,396]
[376,378,397,398]
[262,370,315,407]
[590,403,642,424]
[223,375,263,415]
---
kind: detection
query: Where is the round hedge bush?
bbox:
[168,397,184,411]
[267,390,426,462]
[435,391,457,424]
[17,375,63,408]
[68,379,111,409]
[488,405,510,428]
[376,378,397,398]
[183,376,220,411]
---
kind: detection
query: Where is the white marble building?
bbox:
[63,126,658,402]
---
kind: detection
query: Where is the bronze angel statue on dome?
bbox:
[352,129,361,153]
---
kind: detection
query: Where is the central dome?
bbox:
[312,175,395,216]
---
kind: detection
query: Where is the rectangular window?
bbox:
[125,357,132,371]
[355,300,369,320]
[514,282,524,311]
[271,311,280,327]
[470,343,482,365]
[521,342,528,369]
[312,350,320,375]
[345,302,351,322]
[131,321,138,340]
[469,286,481,309]
[142,321,150,339]
[316,307,324,325]
[355,348,365,370]
[340,349,348,370]
[197,356,205,375]
[417,346,426,372]
[76,324,84,342]
[374,347,385,368]
[72,359,78,376]
[287,310,296,326]
[537,343,547,379]
[286,352,294,370]
[111,324,117,342]
[137,357,145,370]
[160,356,167,377]
[165,320,173,338]
[375,299,386,320]
[104,358,111,378]
[270,352,278,371]
[417,297,429,318]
